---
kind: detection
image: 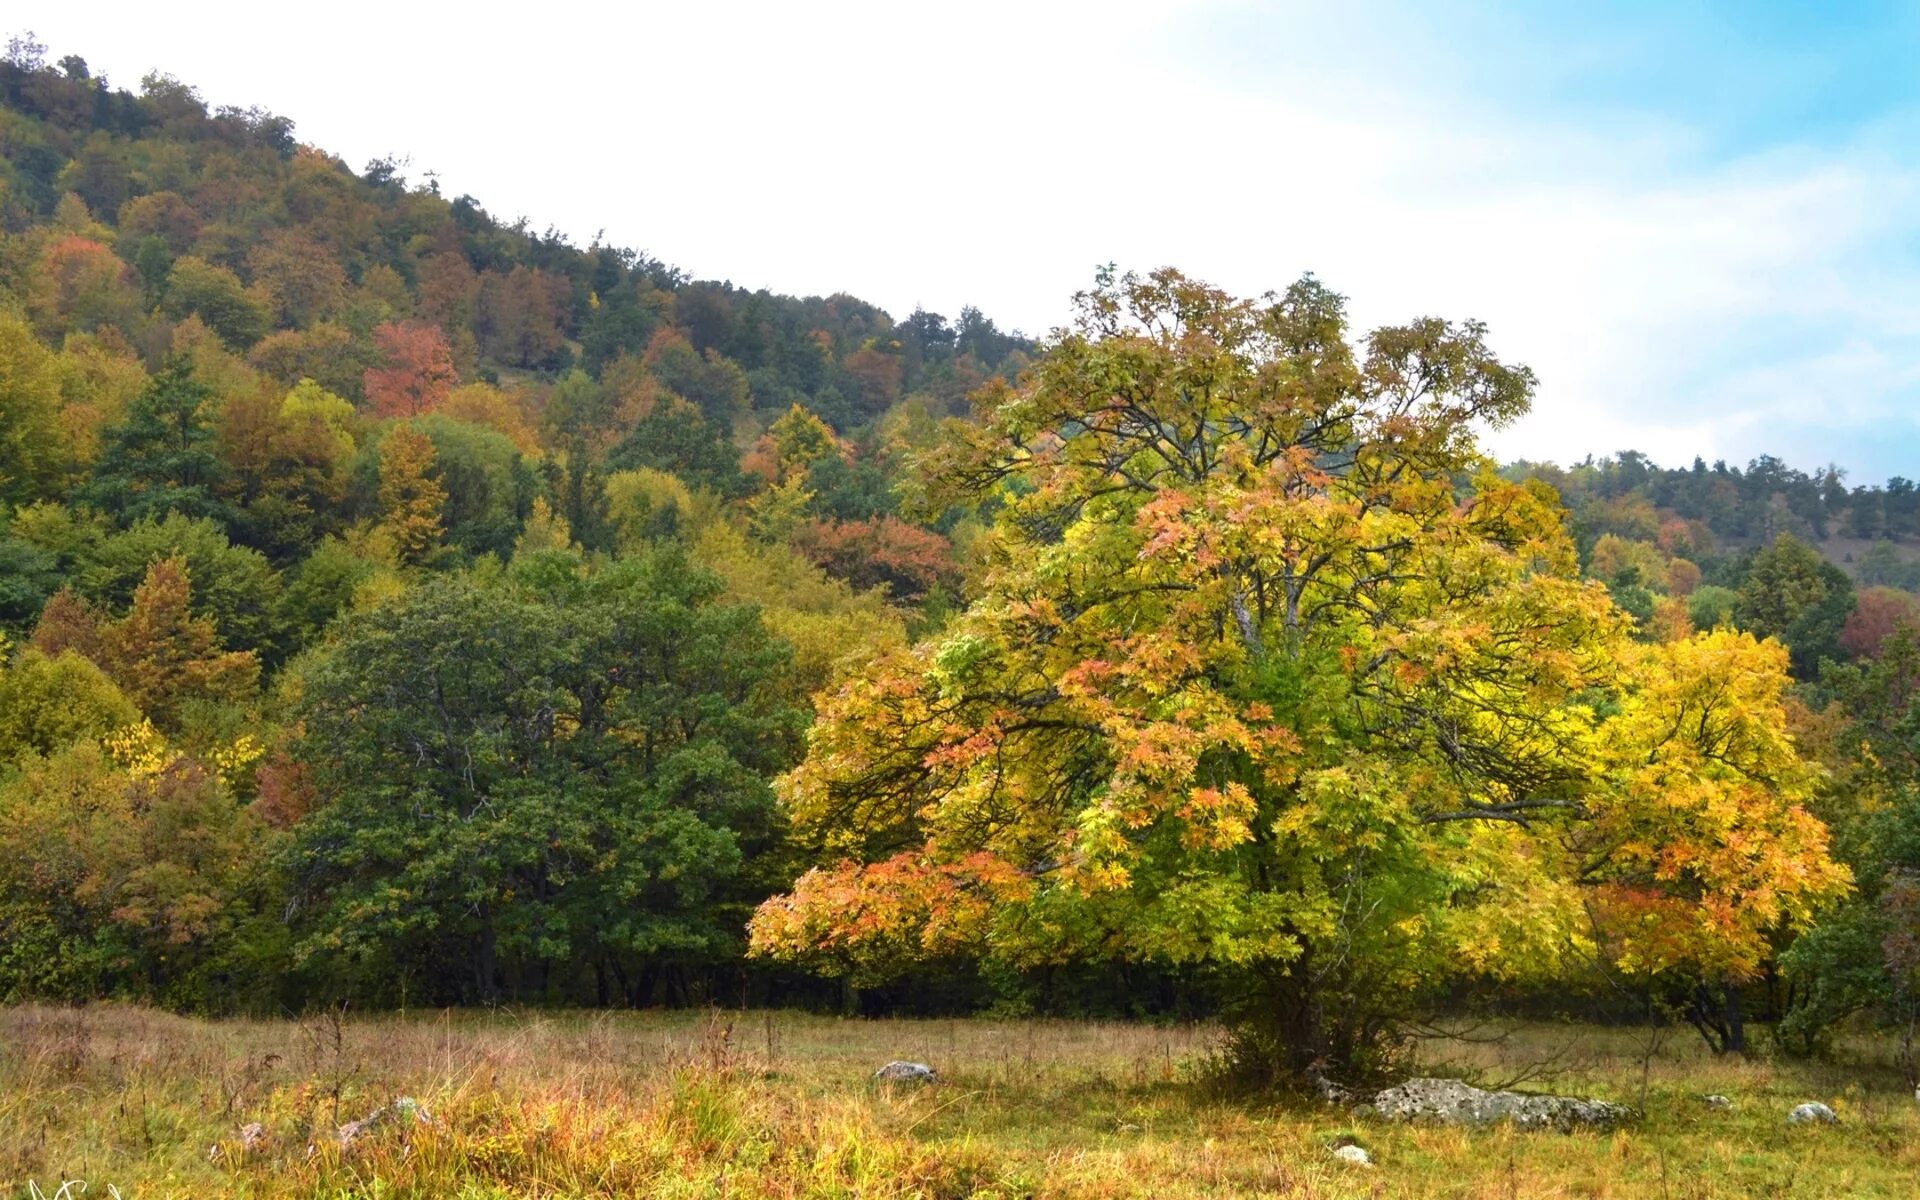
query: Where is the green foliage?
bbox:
[1780,626,1920,1051]
[285,551,803,1003]
[0,528,61,632]
[1736,535,1832,640]
[1686,584,1739,630]
[415,414,531,559]
[579,279,664,372]
[1856,540,1920,590]
[81,358,236,529]
[160,256,271,348]
[78,512,281,656]
[0,646,139,764]
[609,397,748,499]
[0,743,272,1005]
[1777,905,1894,1055]
[273,535,380,653]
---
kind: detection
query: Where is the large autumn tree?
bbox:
[751,269,1846,1078]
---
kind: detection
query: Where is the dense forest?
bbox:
[3,37,1919,1076]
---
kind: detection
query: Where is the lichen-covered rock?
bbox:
[872,1060,937,1085]
[1787,1101,1837,1126]
[1367,1077,1632,1132]
[1309,1068,1352,1105]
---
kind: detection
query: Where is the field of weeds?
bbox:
[2,1004,1916,1198]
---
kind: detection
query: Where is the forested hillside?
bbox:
[1508,453,1920,679]
[0,41,1026,1010]
[2,39,1919,1074]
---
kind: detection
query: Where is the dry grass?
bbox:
[1,1004,1915,1198]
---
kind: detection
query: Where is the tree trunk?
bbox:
[1722,984,1747,1056]
[1683,981,1747,1056]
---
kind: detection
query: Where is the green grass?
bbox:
[2,1004,1915,1197]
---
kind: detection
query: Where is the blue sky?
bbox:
[25,0,1920,481]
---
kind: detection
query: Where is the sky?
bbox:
[21,0,1920,479]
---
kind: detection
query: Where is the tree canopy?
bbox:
[750,269,1846,1074]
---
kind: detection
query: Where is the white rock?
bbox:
[872,1060,937,1084]
[1332,1144,1373,1168]
[1368,1077,1633,1132]
[1787,1102,1837,1125]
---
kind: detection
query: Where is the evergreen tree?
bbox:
[82,358,235,528]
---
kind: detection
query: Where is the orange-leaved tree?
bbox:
[749,268,1846,1079]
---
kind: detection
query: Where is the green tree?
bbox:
[273,535,381,653]
[608,396,747,498]
[1687,584,1740,630]
[78,513,281,657]
[0,530,62,634]
[645,330,749,428]
[1780,626,1920,1051]
[82,358,236,528]
[284,552,803,1003]
[160,256,271,349]
[1732,534,1854,677]
[416,414,530,559]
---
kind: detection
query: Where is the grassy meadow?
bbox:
[2,1004,1916,1199]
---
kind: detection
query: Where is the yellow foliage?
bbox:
[442,382,542,457]
[692,522,904,700]
[104,717,182,780]
[376,425,446,565]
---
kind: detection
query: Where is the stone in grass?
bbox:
[337,1096,435,1147]
[872,1060,938,1085]
[1701,1094,1733,1111]
[1330,1134,1373,1168]
[1333,1144,1373,1167]
[211,1119,273,1163]
[1787,1102,1838,1126]
[1365,1077,1633,1133]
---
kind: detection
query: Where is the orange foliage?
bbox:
[1840,586,1920,659]
[29,235,140,336]
[791,518,959,602]
[442,382,542,457]
[30,588,108,663]
[1666,557,1702,597]
[1646,595,1692,643]
[363,321,457,417]
[841,345,904,415]
[250,747,320,829]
